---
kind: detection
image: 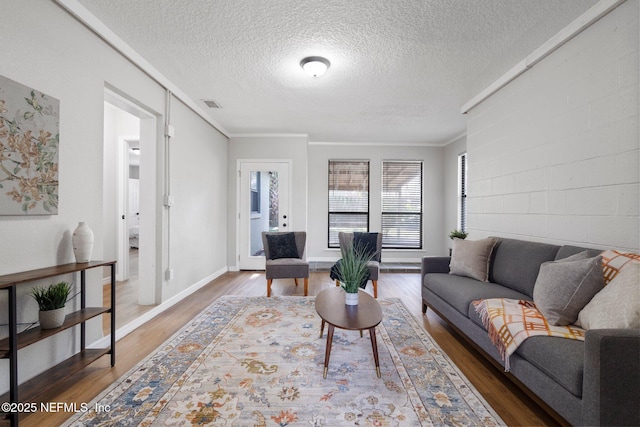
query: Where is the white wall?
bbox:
[0,0,228,393]
[164,95,228,300]
[443,135,467,250]
[227,135,309,268]
[307,143,446,261]
[465,0,639,251]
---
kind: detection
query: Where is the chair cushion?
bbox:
[265,258,309,279]
[265,232,299,259]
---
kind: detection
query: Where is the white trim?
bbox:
[461,0,627,114]
[442,131,467,146]
[309,140,445,147]
[89,266,228,348]
[55,0,230,138]
[230,133,308,138]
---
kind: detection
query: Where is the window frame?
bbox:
[381,160,423,249]
[327,160,370,248]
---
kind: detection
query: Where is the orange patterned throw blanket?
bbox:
[473,298,585,371]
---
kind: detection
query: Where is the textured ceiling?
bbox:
[77,0,598,144]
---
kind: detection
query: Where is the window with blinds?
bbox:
[328,160,369,247]
[459,153,467,232]
[382,161,422,249]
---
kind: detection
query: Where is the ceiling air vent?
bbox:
[203,99,222,109]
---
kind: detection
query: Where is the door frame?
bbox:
[236,159,292,270]
[105,86,160,305]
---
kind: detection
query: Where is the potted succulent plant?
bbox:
[337,242,376,305]
[449,229,468,240]
[30,281,71,329]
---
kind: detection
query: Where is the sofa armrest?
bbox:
[421,256,450,276]
[582,328,640,426]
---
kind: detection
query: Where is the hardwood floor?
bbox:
[21,271,561,426]
[103,248,156,332]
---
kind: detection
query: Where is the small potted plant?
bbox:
[30,281,72,329]
[449,229,468,240]
[337,242,376,305]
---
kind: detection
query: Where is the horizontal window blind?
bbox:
[459,153,467,232]
[328,160,369,247]
[382,161,422,249]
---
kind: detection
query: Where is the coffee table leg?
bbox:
[369,327,381,378]
[323,324,334,379]
[319,319,325,338]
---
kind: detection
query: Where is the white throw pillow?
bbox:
[577,262,640,330]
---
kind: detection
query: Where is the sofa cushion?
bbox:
[489,238,560,298]
[424,273,529,316]
[449,237,498,282]
[533,252,604,326]
[514,336,585,398]
[578,262,640,330]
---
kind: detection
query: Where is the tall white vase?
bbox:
[72,222,94,263]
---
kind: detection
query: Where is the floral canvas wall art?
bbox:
[0,74,59,215]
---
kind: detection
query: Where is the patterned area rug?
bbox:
[63,296,504,426]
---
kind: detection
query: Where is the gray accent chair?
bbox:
[336,232,382,298]
[262,231,309,297]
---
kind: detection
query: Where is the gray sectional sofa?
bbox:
[421,237,640,426]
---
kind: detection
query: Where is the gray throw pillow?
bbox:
[533,251,604,326]
[449,237,498,282]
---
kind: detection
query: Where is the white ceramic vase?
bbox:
[72,221,94,263]
[39,307,66,329]
[345,291,359,306]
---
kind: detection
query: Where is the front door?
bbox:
[239,161,291,270]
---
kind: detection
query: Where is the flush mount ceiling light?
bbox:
[300,56,330,77]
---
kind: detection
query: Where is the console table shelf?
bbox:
[0,260,116,427]
[0,307,110,358]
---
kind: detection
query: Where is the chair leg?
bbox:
[294,278,299,287]
[267,279,272,297]
[304,278,308,296]
[372,280,378,298]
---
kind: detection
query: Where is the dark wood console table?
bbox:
[0,261,116,426]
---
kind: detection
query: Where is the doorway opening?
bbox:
[103,87,159,330]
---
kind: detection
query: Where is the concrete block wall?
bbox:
[465,0,639,251]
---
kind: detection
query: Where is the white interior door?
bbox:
[239,161,291,270]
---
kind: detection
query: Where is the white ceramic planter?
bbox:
[39,307,66,329]
[345,291,359,306]
[72,221,94,263]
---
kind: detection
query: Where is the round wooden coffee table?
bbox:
[315,287,383,378]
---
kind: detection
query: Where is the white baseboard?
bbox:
[89,266,228,348]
